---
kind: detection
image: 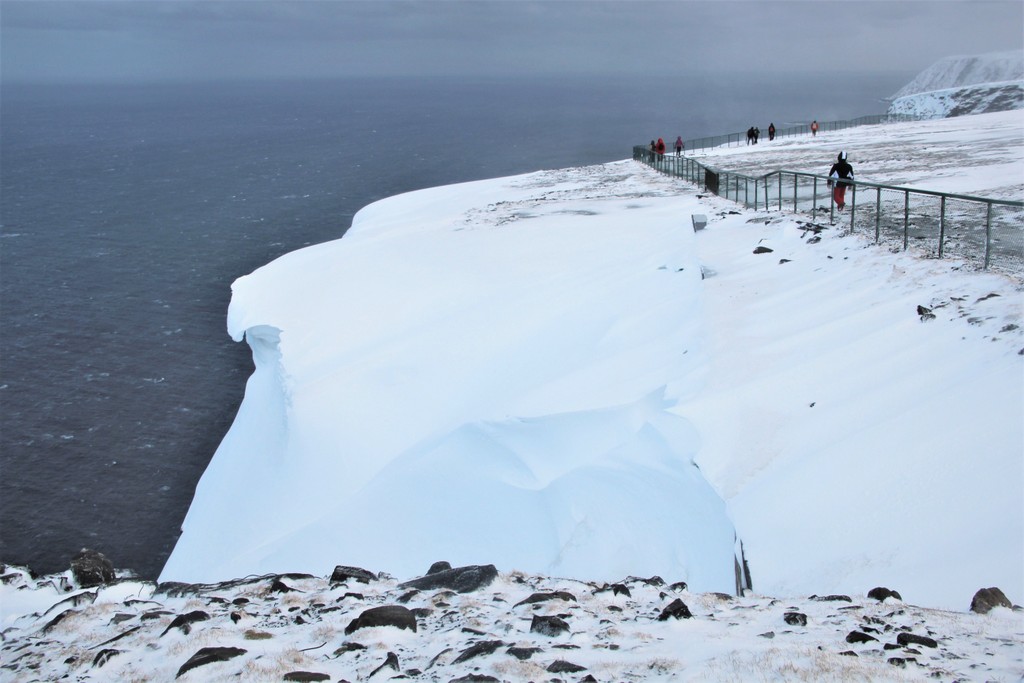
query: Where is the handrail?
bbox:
[632,144,1024,273]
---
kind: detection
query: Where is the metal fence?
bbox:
[633,147,1024,273]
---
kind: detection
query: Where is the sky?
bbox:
[1,0,1022,84]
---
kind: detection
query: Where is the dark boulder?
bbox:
[70,549,115,588]
[283,673,331,682]
[506,646,542,660]
[175,646,247,679]
[530,614,570,637]
[868,587,903,602]
[753,246,774,254]
[91,649,121,668]
[344,605,417,635]
[658,598,693,621]
[368,652,399,678]
[427,561,452,575]
[452,640,505,664]
[448,676,499,683]
[846,630,879,644]
[399,564,498,594]
[160,610,210,637]
[897,632,938,649]
[330,565,378,584]
[783,612,807,626]
[515,591,577,607]
[970,587,1012,614]
[547,659,586,673]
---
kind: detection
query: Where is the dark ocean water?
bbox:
[0,73,909,579]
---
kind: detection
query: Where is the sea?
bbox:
[0,72,911,579]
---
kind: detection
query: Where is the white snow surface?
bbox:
[161,112,1024,614]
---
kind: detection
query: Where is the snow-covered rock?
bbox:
[888,51,1024,118]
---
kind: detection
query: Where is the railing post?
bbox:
[850,182,857,232]
[984,201,993,269]
[813,176,818,218]
[875,187,881,243]
[903,190,910,251]
[938,195,946,259]
[793,174,798,212]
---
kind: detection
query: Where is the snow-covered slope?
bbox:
[889,51,1023,118]
[162,116,1023,613]
[892,51,1023,99]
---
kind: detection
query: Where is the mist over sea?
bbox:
[0,72,910,578]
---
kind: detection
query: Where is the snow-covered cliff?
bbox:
[889,51,1023,118]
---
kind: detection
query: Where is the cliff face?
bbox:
[888,51,1024,119]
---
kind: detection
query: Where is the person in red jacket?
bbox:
[828,151,854,210]
[656,137,666,156]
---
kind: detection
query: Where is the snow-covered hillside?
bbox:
[889,51,1023,118]
[157,113,1023,615]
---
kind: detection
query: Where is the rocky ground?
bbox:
[2,556,1021,682]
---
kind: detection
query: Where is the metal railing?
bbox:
[633,147,1024,273]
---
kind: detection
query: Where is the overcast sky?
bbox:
[2,0,1022,84]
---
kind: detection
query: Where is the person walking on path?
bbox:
[828,151,854,210]
[675,136,683,156]
[656,137,666,157]
[811,120,819,137]
[768,123,776,141]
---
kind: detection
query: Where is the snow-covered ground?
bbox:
[1,563,1020,682]
[691,109,1024,201]
[153,109,1022,607]
[3,110,1021,682]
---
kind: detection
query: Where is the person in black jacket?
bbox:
[828,151,854,210]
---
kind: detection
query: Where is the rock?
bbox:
[333,642,367,656]
[846,630,879,644]
[399,564,498,593]
[70,549,115,588]
[897,633,938,649]
[970,587,1012,614]
[783,612,807,626]
[531,614,570,637]
[91,649,121,668]
[811,594,852,603]
[753,246,774,254]
[330,565,377,584]
[270,578,297,593]
[506,646,542,660]
[658,598,693,621]
[868,587,903,602]
[514,591,577,607]
[448,675,499,683]
[668,581,687,592]
[175,646,247,678]
[160,610,210,637]
[917,305,936,321]
[345,605,417,634]
[427,561,452,575]
[547,659,586,673]
[368,652,399,678]
[452,640,505,664]
[283,673,331,682]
